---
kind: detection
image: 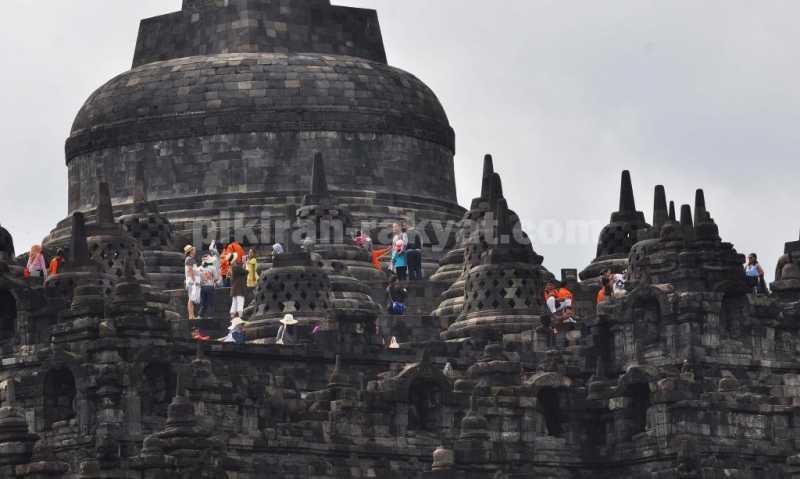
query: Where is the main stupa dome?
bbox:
[56,0,461,249]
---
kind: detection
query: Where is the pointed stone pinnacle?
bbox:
[133,162,147,204]
[694,189,707,225]
[174,372,184,399]
[680,204,694,228]
[619,170,636,213]
[495,198,512,238]
[310,152,328,197]
[653,185,668,230]
[479,154,495,199]
[482,154,494,179]
[668,201,677,222]
[97,182,115,225]
[69,212,91,265]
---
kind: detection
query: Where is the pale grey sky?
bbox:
[0,1,797,279]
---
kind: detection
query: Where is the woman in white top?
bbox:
[744,253,767,294]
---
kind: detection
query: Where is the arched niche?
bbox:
[43,368,76,430]
[627,383,650,436]
[631,296,661,345]
[720,293,747,338]
[537,388,562,437]
[407,377,443,432]
[0,290,16,341]
[141,363,177,419]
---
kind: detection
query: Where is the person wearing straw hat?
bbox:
[184,245,198,320]
[276,314,298,345]
[221,316,248,344]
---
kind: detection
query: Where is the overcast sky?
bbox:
[0,1,797,279]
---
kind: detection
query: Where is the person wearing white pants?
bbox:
[228,253,247,319]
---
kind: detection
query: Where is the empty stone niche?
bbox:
[141,363,177,426]
[407,377,444,433]
[627,383,650,437]
[0,290,16,342]
[43,368,77,430]
[537,388,563,437]
[720,293,747,338]
[632,296,661,346]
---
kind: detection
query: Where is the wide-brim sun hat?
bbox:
[228,317,248,330]
[280,314,299,326]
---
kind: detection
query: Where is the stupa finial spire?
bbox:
[619,170,636,212]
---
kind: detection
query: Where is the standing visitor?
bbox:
[596,276,613,304]
[246,249,259,289]
[406,235,423,281]
[49,249,65,276]
[25,245,47,284]
[391,240,408,281]
[744,253,768,294]
[392,223,408,249]
[219,243,231,287]
[184,245,198,320]
[229,253,247,319]
[272,242,284,259]
[208,241,222,286]
[198,257,217,319]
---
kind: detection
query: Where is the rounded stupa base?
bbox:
[441,312,543,340]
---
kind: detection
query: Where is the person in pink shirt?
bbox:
[26,245,47,284]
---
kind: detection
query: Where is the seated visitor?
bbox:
[386,276,408,315]
[276,314,298,345]
[601,269,627,299]
[301,233,315,252]
[354,230,372,251]
[192,328,211,341]
[544,280,576,326]
[221,317,247,344]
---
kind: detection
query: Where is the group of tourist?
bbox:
[21,246,65,285]
[184,240,257,323]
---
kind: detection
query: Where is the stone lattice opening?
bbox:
[0,290,16,341]
[141,364,177,419]
[538,388,562,437]
[407,379,442,432]
[43,368,77,430]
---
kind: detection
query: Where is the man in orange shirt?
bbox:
[48,249,65,275]
[544,280,576,325]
